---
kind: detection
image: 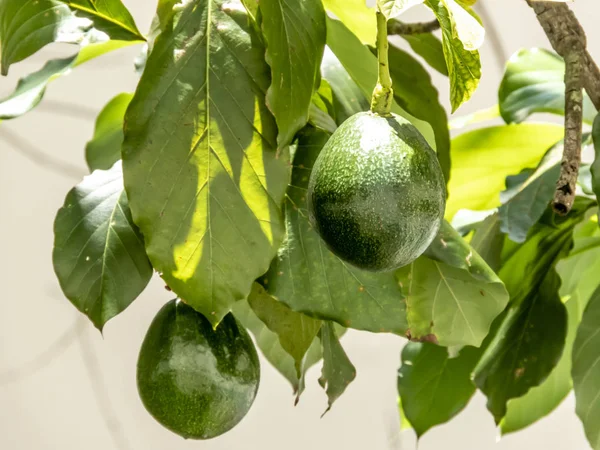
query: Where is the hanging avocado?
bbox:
[307,111,446,272]
[137,299,260,439]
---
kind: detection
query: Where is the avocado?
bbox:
[137,299,260,439]
[307,112,446,271]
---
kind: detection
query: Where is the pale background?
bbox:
[0,1,597,449]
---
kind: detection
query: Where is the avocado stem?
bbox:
[370,10,394,116]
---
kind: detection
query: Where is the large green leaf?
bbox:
[260,0,326,148]
[248,283,322,379]
[447,124,564,218]
[262,128,408,334]
[325,17,436,147]
[470,212,504,272]
[573,285,600,450]
[321,0,376,46]
[53,162,153,331]
[377,0,423,19]
[397,221,508,347]
[499,48,596,125]
[232,297,322,396]
[399,33,448,76]
[0,40,138,120]
[474,203,592,422]
[387,44,450,183]
[498,140,564,243]
[86,93,133,171]
[398,343,480,437]
[318,322,356,414]
[320,48,370,124]
[423,0,482,111]
[122,0,290,326]
[0,0,143,74]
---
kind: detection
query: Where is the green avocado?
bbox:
[307,112,446,271]
[137,299,260,439]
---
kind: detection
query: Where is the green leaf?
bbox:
[424,0,482,111]
[470,213,504,272]
[0,40,137,120]
[52,162,153,331]
[448,104,499,130]
[325,17,436,147]
[232,297,322,396]
[320,48,370,124]
[399,33,448,76]
[309,79,338,132]
[398,343,480,437]
[387,44,450,184]
[474,203,592,422]
[377,0,424,20]
[321,0,376,46]
[499,48,596,125]
[86,93,133,171]
[397,221,508,347]
[572,285,600,450]
[260,0,326,148]
[591,114,600,202]
[0,0,143,74]
[498,140,564,243]
[262,128,409,334]
[318,322,356,415]
[447,124,564,218]
[501,296,580,434]
[122,0,290,326]
[248,283,322,379]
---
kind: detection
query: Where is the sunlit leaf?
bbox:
[321,0,376,46]
[377,0,424,20]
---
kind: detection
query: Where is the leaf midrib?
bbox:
[66,1,145,40]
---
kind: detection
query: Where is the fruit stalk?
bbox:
[370,10,394,116]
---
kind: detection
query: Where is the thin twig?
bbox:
[554,46,584,214]
[476,1,508,71]
[387,19,440,36]
[0,319,85,385]
[77,329,132,450]
[0,128,85,180]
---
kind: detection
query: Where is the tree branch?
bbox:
[526,1,595,215]
[387,19,440,35]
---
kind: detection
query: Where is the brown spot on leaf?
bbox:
[515,367,525,379]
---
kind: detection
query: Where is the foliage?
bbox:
[3,0,600,447]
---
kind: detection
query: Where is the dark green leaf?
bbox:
[474,203,593,422]
[325,17,436,145]
[499,48,596,125]
[398,221,508,346]
[53,162,153,331]
[470,213,504,272]
[423,0,482,111]
[447,124,564,218]
[0,0,143,74]
[260,0,326,148]
[318,322,356,415]
[398,343,480,437]
[498,140,564,243]
[591,114,600,203]
[399,34,448,76]
[86,93,133,171]
[232,297,322,397]
[262,128,409,334]
[121,0,290,326]
[387,44,450,184]
[248,283,322,378]
[320,48,370,124]
[572,285,600,450]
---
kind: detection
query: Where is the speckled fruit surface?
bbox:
[137,299,260,439]
[307,111,446,272]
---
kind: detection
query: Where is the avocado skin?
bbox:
[137,299,260,439]
[308,112,446,272]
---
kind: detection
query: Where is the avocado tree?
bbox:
[2,0,600,445]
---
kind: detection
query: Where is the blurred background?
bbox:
[1,1,598,449]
